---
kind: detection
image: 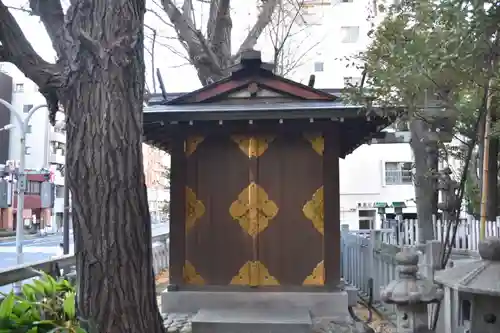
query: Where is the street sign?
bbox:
[40,181,55,208]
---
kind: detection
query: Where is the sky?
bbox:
[2,0,326,93]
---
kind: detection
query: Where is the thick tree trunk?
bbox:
[410,119,436,243]
[62,2,165,333]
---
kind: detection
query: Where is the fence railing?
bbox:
[377,216,500,252]
[341,225,443,324]
[0,231,169,288]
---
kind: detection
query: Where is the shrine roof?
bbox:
[144,100,370,122]
[142,50,400,157]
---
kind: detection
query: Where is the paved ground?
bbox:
[0,223,169,294]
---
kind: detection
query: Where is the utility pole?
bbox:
[62,168,70,254]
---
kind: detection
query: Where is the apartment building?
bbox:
[292,0,416,229]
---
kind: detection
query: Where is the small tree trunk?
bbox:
[62,2,165,332]
[486,111,498,220]
[410,119,436,243]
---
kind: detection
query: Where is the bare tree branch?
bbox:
[0,1,62,89]
[144,24,158,93]
[234,0,279,62]
[160,0,225,84]
[182,0,195,22]
[147,7,175,29]
[144,34,192,63]
[28,0,67,59]
[207,0,232,67]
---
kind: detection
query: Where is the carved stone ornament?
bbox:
[381,247,443,305]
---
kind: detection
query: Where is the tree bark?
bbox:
[410,118,436,242]
[486,119,498,220]
[161,0,279,85]
[60,2,164,333]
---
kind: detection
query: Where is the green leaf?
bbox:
[0,293,15,318]
[32,280,48,296]
[22,284,37,302]
[44,275,57,296]
[62,292,76,319]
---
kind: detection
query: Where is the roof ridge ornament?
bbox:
[231,49,274,75]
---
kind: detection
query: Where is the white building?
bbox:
[292,0,416,229]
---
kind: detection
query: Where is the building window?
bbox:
[343,76,362,87]
[385,162,413,185]
[314,61,324,72]
[24,146,31,155]
[14,83,24,93]
[26,181,41,195]
[23,104,33,113]
[340,26,360,43]
[26,125,32,134]
[358,209,376,229]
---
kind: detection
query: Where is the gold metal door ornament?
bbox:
[229,182,279,237]
[231,135,275,158]
[185,136,205,157]
[184,261,205,285]
[230,261,279,286]
[303,260,324,286]
[303,133,324,156]
[302,186,324,235]
[186,186,205,232]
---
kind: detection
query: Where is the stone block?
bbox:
[191,308,311,333]
[161,290,349,317]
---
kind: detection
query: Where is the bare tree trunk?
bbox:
[62,2,165,332]
[410,118,436,242]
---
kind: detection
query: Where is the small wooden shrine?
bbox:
[143,50,396,297]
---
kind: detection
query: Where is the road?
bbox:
[0,223,169,294]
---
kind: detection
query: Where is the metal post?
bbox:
[15,134,26,268]
[0,100,47,292]
[62,169,70,254]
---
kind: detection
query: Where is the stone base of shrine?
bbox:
[161,290,350,317]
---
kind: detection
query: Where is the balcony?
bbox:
[49,149,65,165]
[49,130,66,144]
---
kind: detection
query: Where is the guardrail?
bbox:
[0,230,169,288]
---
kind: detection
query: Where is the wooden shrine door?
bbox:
[183,133,325,287]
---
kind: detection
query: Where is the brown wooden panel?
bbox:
[323,126,341,289]
[256,133,324,286]
[185,135,253,285]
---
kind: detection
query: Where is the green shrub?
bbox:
[0,273,87,333]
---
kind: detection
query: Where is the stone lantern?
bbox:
[434,237,500,333]
[381,246,443,332]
